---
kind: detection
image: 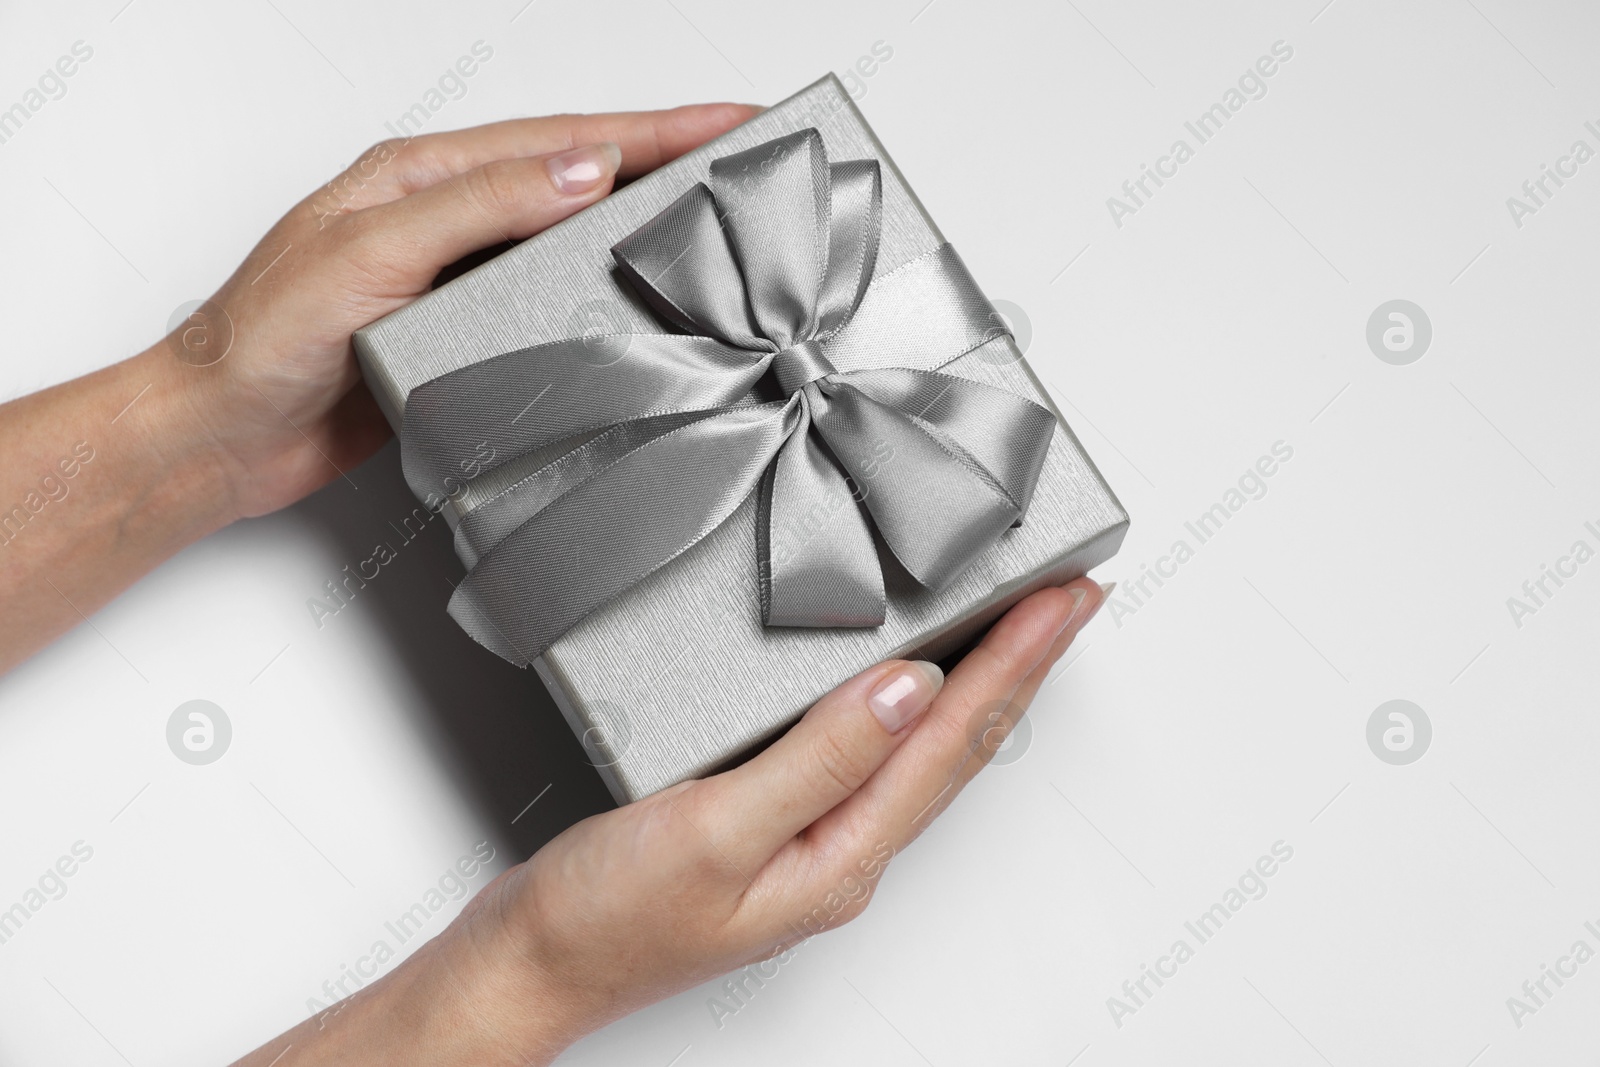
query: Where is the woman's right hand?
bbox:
[453,578,1107,1063]
[232,579,1107,1066]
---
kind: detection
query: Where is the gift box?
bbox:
[353,74,1128,804]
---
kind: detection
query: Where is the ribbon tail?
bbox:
[449,403,796,666]
[758,396,885,627]
[400,334,767,502]
[452,409,729,569]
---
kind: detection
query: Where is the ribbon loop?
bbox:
[707,129,831,349]
[611,184,766,350]
[398,128,1058,666]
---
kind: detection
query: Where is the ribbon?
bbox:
[400,128,1057,666]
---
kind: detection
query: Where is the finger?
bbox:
[315,104,760,215]
[942,579,1110,804]
[1009,580,1113,712]
[394,104,762,188]
[689,657,945,871]
[803,583,1091,857]
[328,144,623,293]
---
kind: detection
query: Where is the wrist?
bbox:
[0,343,243,673]
[232,923,576,1067]
[428,880,584,1066]
[114,344,245,535]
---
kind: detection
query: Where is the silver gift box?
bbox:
[354,74,1128,804]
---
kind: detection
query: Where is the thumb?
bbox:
[693,658,945,870]
[330,142,622,289]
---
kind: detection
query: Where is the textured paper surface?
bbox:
[355,74,1128,803]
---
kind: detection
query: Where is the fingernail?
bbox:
[546,142,621,194]
[1060,586,1089,634]
[1080,582,1116,627]
[868,661,944,733]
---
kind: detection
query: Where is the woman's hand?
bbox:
[177,104,761,521]
[0,104,756,672]
[233,579,1108,1066]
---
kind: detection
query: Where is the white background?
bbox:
[2,0,1597,1064]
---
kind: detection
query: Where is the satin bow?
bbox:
[400,128,1057,666]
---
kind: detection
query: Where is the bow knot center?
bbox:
[772,340,836,396]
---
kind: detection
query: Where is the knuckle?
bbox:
[353,137,407,176]
[653,785,745,889]
[685,842,737,888]
[470,159,531,216]
[808,727,874,797]
[544,114,582,149]
[323,205,378,254]
[314,140,406,217]
[832,894,872,927]
[926,705,983,762]
[793,881,873,936]
[967,641,1031,691]
[786,839,897,939]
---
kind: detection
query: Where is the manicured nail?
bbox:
[1080,582,1116,627]
[546,142,621,194]
[868,661,944,733]
[1060,586,1089,634]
